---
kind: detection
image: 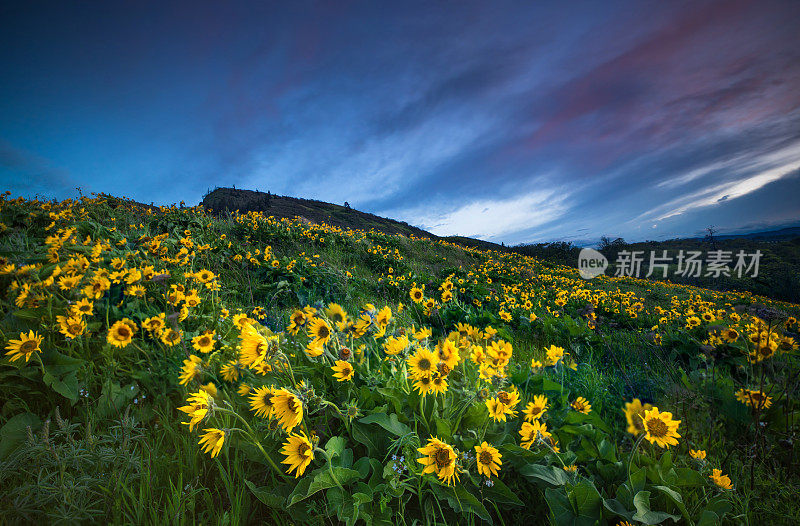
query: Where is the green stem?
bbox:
[321,400,350,434]
[627,433,647,490]
[215,406,285,478]
[315,447,342,488]
[541,437,567,469]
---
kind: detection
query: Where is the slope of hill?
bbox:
[201,187,436,239]
[1,193,799,524]
[514,236,800,303]
[440,235,509,252]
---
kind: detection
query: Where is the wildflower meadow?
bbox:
[0,192,798,524]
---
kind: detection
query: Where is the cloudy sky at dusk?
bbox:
[1,0,799,244]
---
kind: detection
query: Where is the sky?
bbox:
[1,0,799,245]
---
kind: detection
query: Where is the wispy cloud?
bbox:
[390,189,569,241]
[638,140,800,222]
[653,161,800,221]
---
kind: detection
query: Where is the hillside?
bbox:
[202,188,799,303]
[515,236,800,302]
[0,193,799,524]
[201,187,437,239]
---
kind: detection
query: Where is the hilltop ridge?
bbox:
[201,187,440,240]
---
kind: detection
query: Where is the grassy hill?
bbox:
[0,192,798,524]
[515,236,800,303]
[201,187,437,239]
[203,188,798,303]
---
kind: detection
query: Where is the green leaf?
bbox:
[461,402,489,429]
[672,467,707,487]
[481,477,524,507]
[563,410,612,434]
[326,487,357,526]
[518,463,570,487]
[42,370,79,402]
[500,443,547,467]
[353,492,372,505]
[359,412,411,437]
[697,510,721,526]
[352,457,371,480]
[351,422,383,457]
[42,350,84,375]
[542,377,564,393]
[244,480,285,509]
[288,467,362,506]
[430,482,492,523]
[632,490,681,525]
[12,308,42,321]
[603,498,635,521]
[544,481,602,526]
[325,436,346,461]
[596,460,624,482]
[0,412,41,459]
[700,495,731,522]
[96,381,138,418]
[598,438,617,462]
[434,416,452,440]
[653,485,691,523]
[631,467,647,493]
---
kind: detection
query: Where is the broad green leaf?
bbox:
[430,482,492,523]
[325,436,346,461]
[351,422,382,457]
[42,350,84,374]
[672,467,707,487]
[697,510,721,526]
[244,480,285,509]
[325,486,355,524]
[500,443,547,467]
[518,463,570,487]
[598,438,617,462]
[359,412,411,437]
[0,412,41,459]
[631,467,647,493]
[42,370,79,402]
[603,498,635,521]
[461,402,489,429]
[352,457,371,480]
[702,495,731,518]
[481,477,523,507]
[563,410,612,434]
[434,416,452,440]
[288,466,362,506]
[12,309,42,321]
[653,485,691,523]
[632,490,680,525]
[544,481,602,526]
[96,381,138,418]
[353,492,372,505]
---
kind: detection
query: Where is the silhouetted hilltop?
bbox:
[201,187,437,239]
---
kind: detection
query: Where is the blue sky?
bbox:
[1,0,799,244]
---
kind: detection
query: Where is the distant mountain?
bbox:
[699,226,800,241]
